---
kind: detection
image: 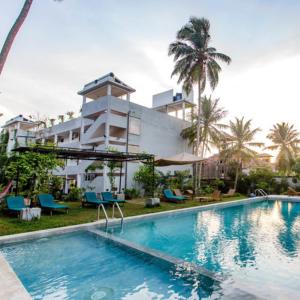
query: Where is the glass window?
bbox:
[129,117,141,135]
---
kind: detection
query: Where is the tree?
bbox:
[181,96,227,189]
[266,122,300,175]
[0,0,62,76]
[133,164,161,196]
[49,118,56,126]
[5,149,63,195]
[66,111,74,120]
[221,117,263,191]
[181,96,227,155]
[58,115,65,123]
[169,17,231,162]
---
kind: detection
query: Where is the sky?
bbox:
[1,0,300,148]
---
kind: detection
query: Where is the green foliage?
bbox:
[292,158,300,178]
[211,179,225,190]
[202,185,214,195]
[5,150,63,196]
[124,188,140,200]
[106,146,122,191]
[66,187,84,201]
[0,131,9,183]
[49,176,63,199]
[133,164,160,196]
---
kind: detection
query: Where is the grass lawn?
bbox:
[0,195,246,236]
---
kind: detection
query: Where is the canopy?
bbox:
[154,152,203,166]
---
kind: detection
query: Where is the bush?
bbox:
[66,187,84,201]
[124,188,140,200]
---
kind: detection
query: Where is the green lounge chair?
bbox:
[38,194,68,216]
[101,192,125,205]
[6,196,27,216]
[83,192,108,207]
[163,189,185,203]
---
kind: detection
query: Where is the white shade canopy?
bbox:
[154,152,203,166]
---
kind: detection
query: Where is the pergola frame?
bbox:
[13,146,156,196]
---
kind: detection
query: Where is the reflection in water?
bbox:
[278,201,300,256]
[109,200,300,298]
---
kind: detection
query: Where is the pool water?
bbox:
[1,231,223,300]
[105,200,300,299]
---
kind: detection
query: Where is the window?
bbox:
[129,117,141,135]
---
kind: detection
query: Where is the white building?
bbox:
[2,73,194,193]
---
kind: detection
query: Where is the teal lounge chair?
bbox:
[38,194,68,216]
[6,196,27,216]
[163,189,185,203]
[83,192,108,207]
[101,192,125,205]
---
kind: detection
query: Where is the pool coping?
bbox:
[1,195,300,299]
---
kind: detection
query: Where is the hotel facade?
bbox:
[2,73,194,193]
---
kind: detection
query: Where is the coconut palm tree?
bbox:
[181,96,227,155]
[58,115,64,123]
[266,122,300,175]
[49,118,56,127]
[221,117,263,190]
[181,96,227,189]
[169,17,231,159]
[66,111,74,120]
[0,0,62,75]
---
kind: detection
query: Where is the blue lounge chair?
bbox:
[101,192,125,205]
[83,192,108,207]
[163,189,185,203]
[38,194,68,216]
[6,196,27,216]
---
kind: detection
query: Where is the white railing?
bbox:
[112,202,124,225]
[254,189,268,197]
[97,204,109,227]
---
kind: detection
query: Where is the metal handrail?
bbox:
[112,202,124,225]
[97,204,109,227]
[254,189,268,196]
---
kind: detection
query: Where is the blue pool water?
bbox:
[1,231,224,300]
[105,200,300,299]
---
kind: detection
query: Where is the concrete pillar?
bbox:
[69,130,73,142]
[76,173,81,188]
[54,135,58,144]
[82,96,86,105]
[64,174,68,194]
[126,93,130,101]
[182,102,186,121]
[175,109,178,118]
[107,84,112,96]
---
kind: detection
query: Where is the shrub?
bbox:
[66,187,84,201]
[124,188,140,200]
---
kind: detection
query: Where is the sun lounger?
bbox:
[101,192,126,205]
[198,190,222,202]
[163,189,185,203]
[223,188,236,198]
[173,189,189,199]
[38,194,69,216]
[6,196,27,216]
[83,192,109,207]
[287,187,300,196]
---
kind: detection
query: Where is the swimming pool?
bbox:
[1,198,300,299]
[1,230,227,299]
[104,199,300,299]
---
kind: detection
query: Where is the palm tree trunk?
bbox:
[233,162,240,191]
[195,76,202,191]
[0,0,33,75]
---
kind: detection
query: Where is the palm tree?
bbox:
[49,118,56,126]
[221,117,263,190]
[181,96,227,156]
[169,17,231,159]
[0,0,62,75]
[66,111,74,120]
[58,115,64,123]
[266,122,300,174]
